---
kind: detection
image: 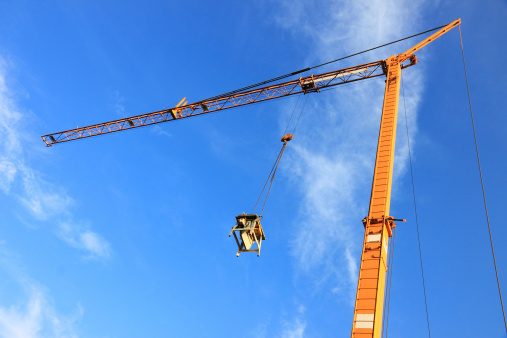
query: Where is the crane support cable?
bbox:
[401,72,432,338]
[459,25,507,333]
[198,23,449,103]
[381,226,393,336]
[384,228,396,337]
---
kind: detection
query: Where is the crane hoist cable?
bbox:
[229,95,309,257]
[252,133,291,217]
[283,94,301,135]
[252,95,309,217]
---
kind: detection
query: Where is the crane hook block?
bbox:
[228,213,265,257]
[281,134,293,142]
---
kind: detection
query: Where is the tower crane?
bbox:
[42,19,461,338]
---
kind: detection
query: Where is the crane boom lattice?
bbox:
[41,61,384,146]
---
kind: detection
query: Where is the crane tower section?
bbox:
[351,19,461,338]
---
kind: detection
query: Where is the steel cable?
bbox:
[284,94,302,135]
[401,72,431,338]
[252,94,309,217]
[458,25,507,332]
[292,95,309,134]
[259,142,287,217]
[385,227,396,337]
[197,24,448,104]
[381,225,395,336]
[252,147,281,216]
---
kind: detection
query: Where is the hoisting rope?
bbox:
[252,95,309,217]
[283,94,302,135]
[292,95,310,134]
[196,24,450,104]
[258,141,288,217]
[401,72,432,337]
[459,25,507,333]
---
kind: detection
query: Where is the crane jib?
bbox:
[41,61,385,146]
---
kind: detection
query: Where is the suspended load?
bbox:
[228,132,296,257]
[229,213,265,257]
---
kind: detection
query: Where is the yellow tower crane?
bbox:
[42,19,462,338]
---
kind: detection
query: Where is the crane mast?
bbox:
[351,54,404,337]
[41,18,461,337]
[351,19,460,338]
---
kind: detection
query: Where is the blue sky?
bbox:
[0,1,506,337]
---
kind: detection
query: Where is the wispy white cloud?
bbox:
[150,125,173,139]
[0,59,22,195]
[0,159,17,193]
[0,287,82,338]
[0,245,82,338]
[0,56,112,259]
[275,0,428,299]
[59,222,112,259]
[18,165,74,221]
[108,89,125,117]
[280,305,306,338]
[281,318,306,338]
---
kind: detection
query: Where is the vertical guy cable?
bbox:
[459,24,507,332]
[401,72,431,338]
[381,229,393,335]
[385,228,396,337]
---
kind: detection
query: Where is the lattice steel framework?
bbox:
[41,61,385,146]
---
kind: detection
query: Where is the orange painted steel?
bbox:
[398,19,461,63]
[351,56,401,337]
[41,61,384,146]
[351,18,461,338]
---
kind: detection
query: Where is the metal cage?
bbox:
[229,213,265,257]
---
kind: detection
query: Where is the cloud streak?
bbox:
[59,222,112,259]
[0,286,82,338]
[280,305,306,338]
[275,0,427,299]
[0,57,111,259]
[0,246,82,338]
